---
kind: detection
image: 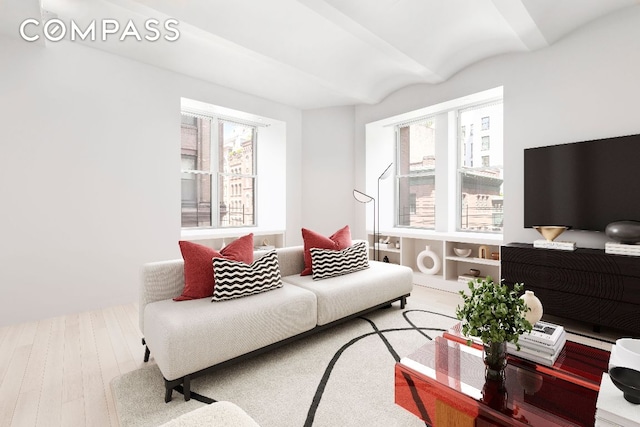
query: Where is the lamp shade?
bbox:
[353,189,374,204]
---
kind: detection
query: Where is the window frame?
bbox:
[456,100,503,234]
[394,118,437,230]
[180,112,259,229]
[367,86,503,238]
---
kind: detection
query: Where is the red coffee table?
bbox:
[395,330,610,427]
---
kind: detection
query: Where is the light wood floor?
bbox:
[0,285,619,426]
[0,303,146,427]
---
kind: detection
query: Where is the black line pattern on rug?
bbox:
[358,316,431,426]
[402,309,458,340]
[173,308,459,422]
[303,308,457,427]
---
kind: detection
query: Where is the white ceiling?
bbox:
[4,0,639,109]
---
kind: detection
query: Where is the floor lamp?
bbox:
[377,163,394,261]
[353,162,393,262]
[352,189,375,260]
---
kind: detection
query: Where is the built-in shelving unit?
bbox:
[367,229,503,293]
[181,229,286,250]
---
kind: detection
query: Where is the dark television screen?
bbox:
[524,134,640,232]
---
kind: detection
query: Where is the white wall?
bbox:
[3,6,640,327]
[0,36,302,326]
[354,7,640,249]
[300,106,356,238]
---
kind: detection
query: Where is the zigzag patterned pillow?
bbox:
[212,250,283,301]
[310,240,369,281]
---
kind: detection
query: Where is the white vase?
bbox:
[521,290,543,324]
[416,245,441,275]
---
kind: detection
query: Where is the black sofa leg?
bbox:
[142,338,150,362]
[401,295,407,309]
[184,375,191,401]
[164,376,191,402]
[164,384,173,403]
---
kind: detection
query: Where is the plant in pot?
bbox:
[456,277,533,381]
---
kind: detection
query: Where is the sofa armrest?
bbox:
[139,259,185,334]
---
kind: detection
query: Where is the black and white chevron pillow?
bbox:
[310,240,369,281]
[212,250,283,301]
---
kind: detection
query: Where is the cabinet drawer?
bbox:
[502,245,640,277]
[521,287,601,325]
[597,299,640,333]
[503,262,640,303]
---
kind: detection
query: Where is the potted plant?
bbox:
[456,277,533,381]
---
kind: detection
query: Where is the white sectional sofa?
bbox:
[140,245,413,402]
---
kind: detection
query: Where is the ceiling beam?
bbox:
[491,0,548,51]
[299,0,445,83]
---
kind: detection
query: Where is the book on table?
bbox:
[518,328,566,355]
[507,320,566,367]
[519,320,565,347]
[508,334,567,367]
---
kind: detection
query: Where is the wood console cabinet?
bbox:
[501,243,640,335]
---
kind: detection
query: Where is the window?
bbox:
[396,119,436,229]
[180,113,257,228]
[458,101,503,233]
[481,136,490,151]
[368,86,502,236]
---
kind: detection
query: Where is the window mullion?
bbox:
[211,118,220,228]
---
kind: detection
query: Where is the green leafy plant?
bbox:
[456,277,533,350]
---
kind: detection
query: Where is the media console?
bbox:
[501,243,640,335]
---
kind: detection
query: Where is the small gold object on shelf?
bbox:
[533,226,569,242]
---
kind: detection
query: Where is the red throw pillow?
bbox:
[301,225,352,276]
[174,233,254,301]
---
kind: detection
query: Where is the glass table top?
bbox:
[397,336,605,426]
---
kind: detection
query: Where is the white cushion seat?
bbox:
[144,283,317,381]
[282,261,413,325]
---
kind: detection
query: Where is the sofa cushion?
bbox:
[301,225,352,276]
[310,241,369,280]
[282,261,413,325]
[144,283,318,381]
[174,234,254,301]
[212,251,282,301]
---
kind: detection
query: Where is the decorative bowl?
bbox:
[468,268,481,277]
[606,220,640,244]
[533,226,569,242]
[609,366,640,404]
[453,248,472,258]
[615,338,640,368]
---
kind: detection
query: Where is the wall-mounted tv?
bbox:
[524,133,640,232]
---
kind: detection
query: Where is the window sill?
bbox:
[180,227,285,241]
[379,228,503,245]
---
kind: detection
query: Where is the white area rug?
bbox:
[111,302,458,426]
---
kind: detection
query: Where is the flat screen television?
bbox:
[524,133,640,232]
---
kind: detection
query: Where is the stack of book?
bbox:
[605,241,640,256]
[507,320,566,367]
[533,240,576,251]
